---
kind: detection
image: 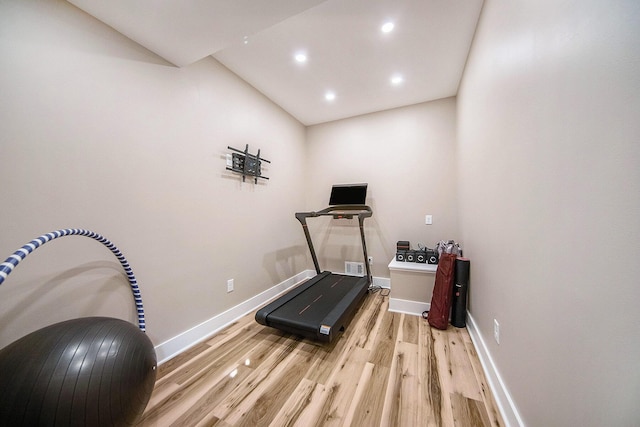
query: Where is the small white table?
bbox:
[388,258,437,315]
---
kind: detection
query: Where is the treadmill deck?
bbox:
[256,271,369,342]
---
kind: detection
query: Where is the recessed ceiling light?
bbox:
[381,22,394,33]
[295,53,307,63]
[391,74,404,85]
[325,91,336,101]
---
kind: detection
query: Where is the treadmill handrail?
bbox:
[295,205,373,283]
[295,205,372,220]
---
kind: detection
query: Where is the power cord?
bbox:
[368,284,390,296]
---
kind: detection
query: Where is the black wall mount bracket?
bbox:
[226,144,270,183]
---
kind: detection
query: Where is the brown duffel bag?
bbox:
[427,252,457,330]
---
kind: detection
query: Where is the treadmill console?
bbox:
[332,213,354,219]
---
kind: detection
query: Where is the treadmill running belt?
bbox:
[268,274,360,323]
[256,272,369,342]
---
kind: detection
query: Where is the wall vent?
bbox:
[345,261,365,277]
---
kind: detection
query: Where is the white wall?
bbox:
[305,99,459,278]
[0,0,308,348]
[457,0,640,425]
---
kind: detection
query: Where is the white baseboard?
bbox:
[154,269,315,364]
[372,276,391,290]
[466,312,524,427]
[388,298,430,316]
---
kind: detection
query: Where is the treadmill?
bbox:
[255,184,373,343]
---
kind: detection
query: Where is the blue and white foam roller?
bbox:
[0,229,146,332]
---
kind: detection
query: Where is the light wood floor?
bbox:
[137,292,504,427]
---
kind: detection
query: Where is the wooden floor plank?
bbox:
[402,313,420,345]
[396,341,420,426]
[421,324,456,426]
[342,361,375,426]
[368,308,400,368]
[159,322,264,388]
[235,340,321,426]
[155,342,211,381]
[349,362,391,426]
[137,292,504,427]
[168,333,295,426]
[139,335,266,426]
[446,327,485,400]
[267,378,324,427]
[418,317,444,427]
[169,364,255,427]
[211,338,304,422]
[361,295,388,351]
[140,331,290,425]
[451,392,491,427]
[462,331,505,427]
[312,347,370,426]
[349,293,387,350]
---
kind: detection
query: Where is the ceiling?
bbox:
[67,0,484,126]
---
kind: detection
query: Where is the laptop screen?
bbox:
[329,183,368,205]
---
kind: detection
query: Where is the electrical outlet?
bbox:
[227,279,234,293]
[425,214,433,225]
[368,256,373,265]
[494,319,500,344]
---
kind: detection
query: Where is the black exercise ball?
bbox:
[0,317,157,426]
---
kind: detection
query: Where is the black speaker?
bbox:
[427,249,439,264]
[416,251,427,263]
[396,251,406,262]
[405,250,416,262]
[396,241,410,251]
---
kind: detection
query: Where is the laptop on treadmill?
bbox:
[328,183,368,206]
[328,183,368,218]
